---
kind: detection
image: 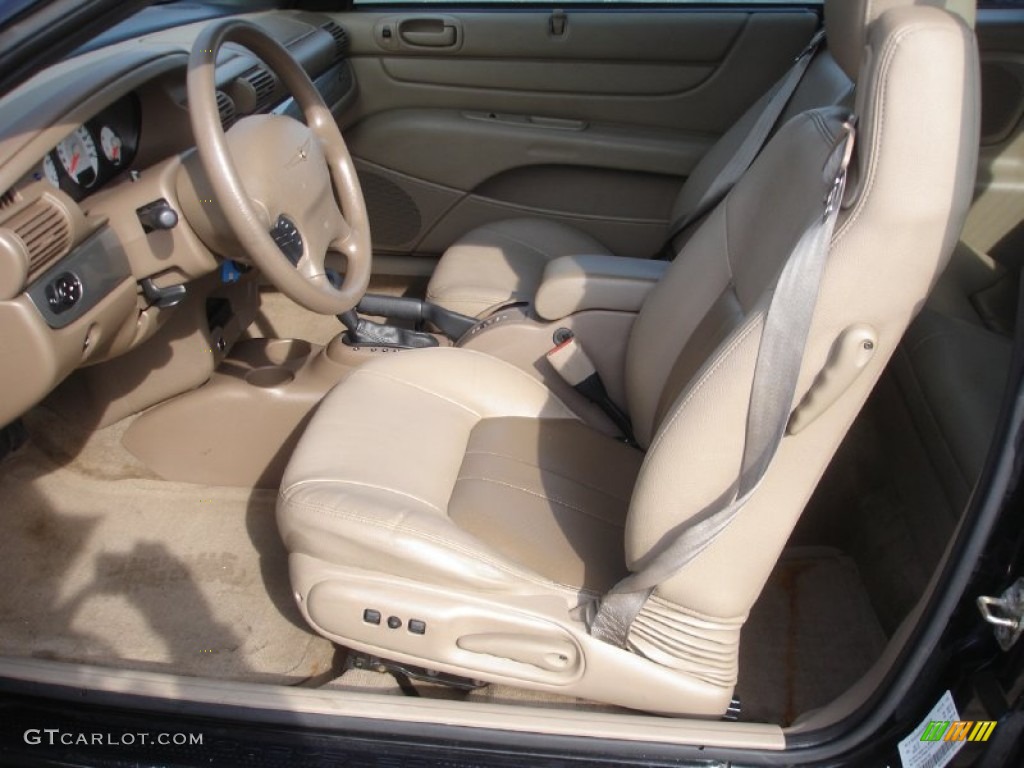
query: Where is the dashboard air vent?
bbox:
[321,21,349,63]
[216,90,237,129]
[0,188,18,211]
[8,197,72,277]
[242,66,277,113]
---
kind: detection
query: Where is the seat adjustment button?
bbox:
[408,619,426,635]
[363,609,381,625]
[387,616,402,629]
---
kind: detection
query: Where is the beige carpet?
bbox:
[0,440,337,684]
[736,546,887,724]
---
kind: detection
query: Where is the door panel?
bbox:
[335,9,818,259]
[967,12,1024,265]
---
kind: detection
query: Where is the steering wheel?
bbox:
[185,20,371,315]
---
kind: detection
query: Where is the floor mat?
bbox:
[0,442,337,684]
[736,546,887,725]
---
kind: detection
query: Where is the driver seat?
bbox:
[277,3,978,715]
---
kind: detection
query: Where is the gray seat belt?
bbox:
[588,117,856,649]
[659,30,826,255]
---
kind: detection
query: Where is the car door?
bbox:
[333,3,818,267]
[971,3,1024,272]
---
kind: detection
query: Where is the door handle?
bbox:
[399,18,457,48]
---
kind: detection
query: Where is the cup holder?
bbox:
[245,366,295,389]
[262,338,312,366]
[228,338,314,370]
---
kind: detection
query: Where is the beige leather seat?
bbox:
[423,0,961,320]
[278,2,978,715]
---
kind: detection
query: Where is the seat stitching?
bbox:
[284,496,597,597]
[355,368,482,419]
[282,477,445,516]
[648,314,763,456]
[478,225,564,263]
[456,476,626,528]
[833,22,963,247]
[351,348,580,422]
[463,449,634,504]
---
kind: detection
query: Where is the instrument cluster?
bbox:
[37,93,141,201]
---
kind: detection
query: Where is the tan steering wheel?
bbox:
[186,20,371,315]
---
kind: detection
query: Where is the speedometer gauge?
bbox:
[42,156,59,187]
[99,126,123,165]
[55,126,99,187]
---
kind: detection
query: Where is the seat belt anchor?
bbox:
[794,28,826,63]
[824,120,857,218]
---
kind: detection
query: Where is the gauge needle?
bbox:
[70,154,79,174]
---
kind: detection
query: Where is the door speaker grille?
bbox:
[360,171,422,248]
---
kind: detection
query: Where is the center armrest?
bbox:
[534,255,669,321]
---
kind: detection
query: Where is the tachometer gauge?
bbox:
[42,155,59,187]
[99,125,123,165]
[55,126,99,187]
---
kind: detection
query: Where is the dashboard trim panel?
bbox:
[27,225,131,329]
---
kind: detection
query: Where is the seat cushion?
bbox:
[451,417,642,594]
[426,219,612,318]
[277,347,639,603]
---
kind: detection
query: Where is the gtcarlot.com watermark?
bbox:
[24,728,203,747]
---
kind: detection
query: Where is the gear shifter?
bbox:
[337,310,439,349]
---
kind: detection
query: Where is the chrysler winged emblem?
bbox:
[287,137,311,167]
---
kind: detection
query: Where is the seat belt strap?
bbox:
[588,118,856,648]
[658,29,826,259]
[547,334,637,446]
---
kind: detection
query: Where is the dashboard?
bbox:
[0,10,356,428]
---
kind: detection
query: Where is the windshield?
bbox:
[76,0,279,54]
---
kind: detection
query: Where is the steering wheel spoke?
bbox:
[185,20,372,315]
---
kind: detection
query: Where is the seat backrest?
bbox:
[620,3,978,671]
[667,0,977,248]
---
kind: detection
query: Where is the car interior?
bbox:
[0,0,1021,748]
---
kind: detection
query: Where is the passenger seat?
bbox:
[424,0,969,320]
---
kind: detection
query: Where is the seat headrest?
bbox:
[825,0,976,79]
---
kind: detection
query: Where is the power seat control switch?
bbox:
[45,272,83,314]
[270,215,303,265]
[136,198,179,233]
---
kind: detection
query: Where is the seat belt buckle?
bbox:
[547,334,598,388]
[547,332,637,446]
